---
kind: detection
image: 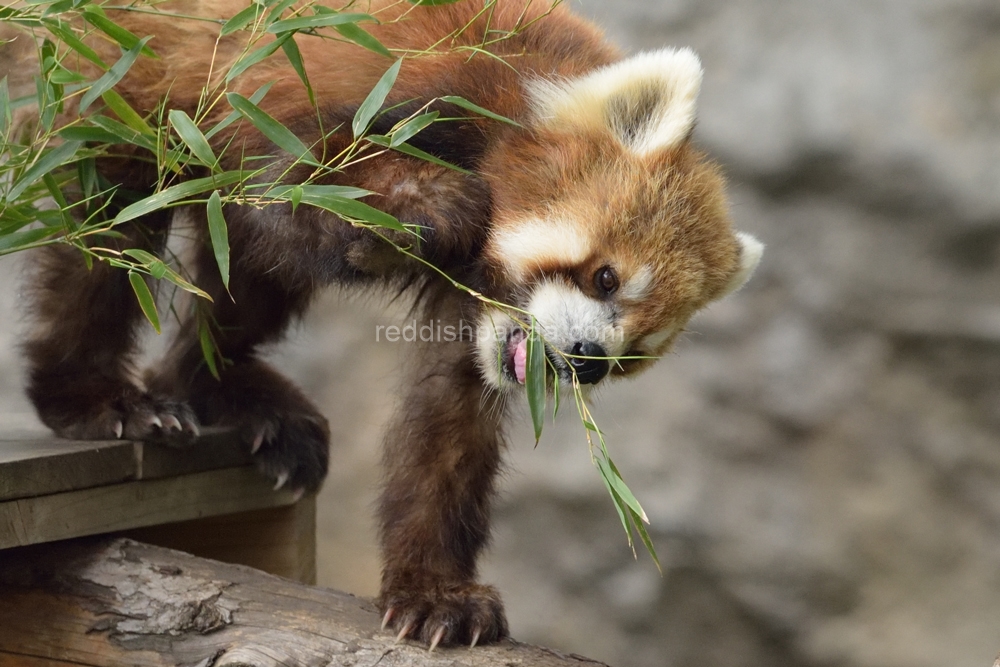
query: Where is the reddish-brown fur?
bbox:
[15,0,748,647]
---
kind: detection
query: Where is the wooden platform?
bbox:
[0,428,315,583]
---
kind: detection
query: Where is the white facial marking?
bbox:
[490,218,593,281]
[527,48,703,156]
[718,232,764,298]
[618,265,654,301]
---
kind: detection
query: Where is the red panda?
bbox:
[16,0,762,649]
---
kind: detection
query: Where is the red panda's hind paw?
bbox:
[379,582,509,649]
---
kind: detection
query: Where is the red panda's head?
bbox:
[476,48,763,390]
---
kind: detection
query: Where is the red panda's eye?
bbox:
[595,266,619,295]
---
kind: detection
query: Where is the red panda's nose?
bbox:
[569,342,610,385]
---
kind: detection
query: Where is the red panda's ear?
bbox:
[527,48,703,156]
[717,232,764,299]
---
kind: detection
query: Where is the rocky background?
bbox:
[1,0,999,665]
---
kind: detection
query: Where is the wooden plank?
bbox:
[0,537,613,667]
[0,438,136,502]
[0,428,249,502]
[0,467,298,549]
[122,496,317,583]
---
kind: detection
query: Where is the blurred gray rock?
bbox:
[1,1,998,667]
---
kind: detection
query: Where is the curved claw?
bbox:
[251,431,265,455]
[381,607,395,631]
[395,620,414,644]
[149,415,163,429]
[163,414,182,432]
[470,627,481,649]
[113,420,124,439]
[428,626,446,652]
[273,470,289,491]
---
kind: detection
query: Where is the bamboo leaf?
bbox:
[198,316,220,379]
[630,508,662,572]
[440,95,521,127]
[113,171,244,225]
[389,111,438,147]
[221,3,263,35]
[366,134,472,175]
[597,463,635,551]
[280,36,314,106]
[226,33,289,82]
[206,190,230,290]
[226,92,318,164]
[128,270,160,334]
[8,140,82,200]
[79,37,151,112]
[0,77,9,135]
[169,109,217,169]
[353,59,402,139]
[81,6,156,58]
[0,228,53,254]
[205,82,272,140]
[597,456,649,524]
[526,321,547,443]
[267,190,406,232]
[102,89,154,136]
[267,12,376,33]
[333,22,391,58]
[43,18,108,69]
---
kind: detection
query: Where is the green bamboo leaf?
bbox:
[128,270,160,334]
[160,266,211,300]
[266,184,372,200]
[289,184,303,213]
[205,82,272,140]
[43,18,108,69]
[226,92,318,165]
[598,456,649,524]
[0,78,9,135]
[198,316,220,379]
[169,109,217,169]
[7,140,82,201]
[526,321,547,442]
[389,111,438,147]
[220,3,263,35]
[270,191,406,232]
[280,36,314,106]
[333,22,391,58]
[630,508,662,572]
[79,37,151,112]
[226,33,289,82]
[113,171,244,225]
[102,89,154,136]
[81,6,156,58]
[88,115,157,151]
[366,134,472,175]
[58,126,118,143]
[0,228,53,254]
[206,190,230,290]
[440,95,522,127]
[597,462,635,550]
[267,12,376,33]
[353,59,401,138]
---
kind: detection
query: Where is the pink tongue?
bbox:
[513,337,528,385]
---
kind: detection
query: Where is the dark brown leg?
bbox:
[147,225,329,494]
[377,289,509,648]
[24,194,197,443]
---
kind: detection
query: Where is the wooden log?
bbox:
[0,537,611,667]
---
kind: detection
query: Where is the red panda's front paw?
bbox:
[379,581,508,650]
[240,409,330,496]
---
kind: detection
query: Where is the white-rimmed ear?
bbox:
[718,232,764,298]
[527,48,703,156]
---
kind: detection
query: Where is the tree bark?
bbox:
[0,537,611,667]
